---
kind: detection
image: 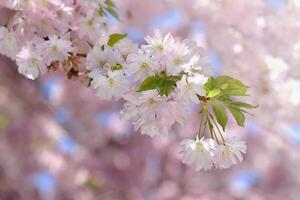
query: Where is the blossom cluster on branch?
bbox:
[0,0,256,171]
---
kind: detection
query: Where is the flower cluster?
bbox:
[181,137,246,171]
[0,1,253,171]
[0,0,115,78]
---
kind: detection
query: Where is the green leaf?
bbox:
[98,7,105,16]
[137,74,180,96]
[137,75,161,92]
[107,33,126,47]
[208,89,221,97]
[231,101,258,109]
[228,107,245,127]
[111,64,123,71]
[204,77,214,93]
[216,76,249,96]
[105,0,116,7]
[204,75,249,97]
[158,79,176,96]
[212,103,228,131]
[105,7,120,20]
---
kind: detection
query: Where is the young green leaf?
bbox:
[204,77,214,94]
[212,103,228,131]
[107,33,126,47]
[137,75,161,92]
[231,101,258,109]
[137,74,179,96]
[158,79,176,96]
[98,7,105,16]
[105,7,120,20]
[207,89,221,97]
[105,0,116,8]
[228,107,245,127]
[204,75,249,97]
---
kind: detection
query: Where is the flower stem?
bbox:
[208,112,225,143]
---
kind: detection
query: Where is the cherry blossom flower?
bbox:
[213,138,247,169]
[125,50,158,81]
[181,137,215,171]
[89,69,129,100]
[86,45,123,70]
[77,10,107,41]
[0,27,19,59]
[43,35,74,65]
[176,74,208,104]
[144,29,175,55]
[113,38,139,57]
[122,91,179,137]
[165,41,191,76]
[16,45,45,80]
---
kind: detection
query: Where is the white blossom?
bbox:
[176,74,208,104]
[114,38,139,57]
[144,29,175,55]
[77,10,107,41]
[90,69,129,100]
[125,50,158,81]
[16,45,46,80]
[43,35,74,65]
[122,91,177,137]
[213,138,247,169]
[181,137,215,171]
[0,27,19,59]
[86,45,123,70]
[165,41,191,76]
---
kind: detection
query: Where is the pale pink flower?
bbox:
[181,137,216,171]
[43,35,74,65]
[213,138,247,169]
[89,69,129,100]
[16,45,46,80]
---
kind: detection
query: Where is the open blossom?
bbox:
[125,50,158,81]
[181,137,215,171]
[16,45,46,80]
[114,38,139,57]
[123,91,172,137]
[77,10,107,41]
[43,36,74,65]
[122,91,185,137]
[181,137,247,170]
[176,74,208,104]
[188,54,213,76]
[0,27,19,59]
[213,138,247,169]
[165,41,192,76]
[144,30,175,55]
[89,69,129,100]
[86,45,123,70]
[54,4,74,31]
